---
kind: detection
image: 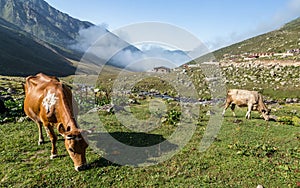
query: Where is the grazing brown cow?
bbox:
[222,89,270,120]
[24,73,88,171]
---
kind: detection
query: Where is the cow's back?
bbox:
[24,74,60,121]
[24,74,78,122]
[227,89,259,106]
[24,73,59,94]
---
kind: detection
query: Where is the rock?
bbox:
[86,107,100,114]
[206,110,211,116]
[7,87,17,94]
[270,70,276,77]
[128,98,140,104]
[285,98,293,103]
[257,185,264,188]
[17,116,28,123]
[113,105,126,112]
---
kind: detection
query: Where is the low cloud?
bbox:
[71,26,192,72]
[70,24,108,51]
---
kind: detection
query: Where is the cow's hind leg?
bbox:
[230,103,236,117]
[245,104,252,119]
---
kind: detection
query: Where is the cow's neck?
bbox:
[58,98,78,131]
[258,94,267,112]
[61,113,77,130]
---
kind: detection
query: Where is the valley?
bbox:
[0,0,299,187]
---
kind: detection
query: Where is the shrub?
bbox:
[161,109,181,125]
[0,98,25,123]
[277,116,300,126]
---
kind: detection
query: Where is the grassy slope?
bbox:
[194,17,300,61]
[0,61,299,187]
[1,17,300,187]
[0,101,299,187]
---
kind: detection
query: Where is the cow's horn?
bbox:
[66,135,75,140]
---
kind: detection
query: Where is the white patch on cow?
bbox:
[42,91,58,113]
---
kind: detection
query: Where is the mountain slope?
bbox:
[211,17,300,61]
[0,0,146,75]
[0,0,93,46]
[0,17,76,76]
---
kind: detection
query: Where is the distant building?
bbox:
[274,52,293,57]
[152,66,171,73]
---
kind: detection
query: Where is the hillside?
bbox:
[0,0,93,46]
[191,17,300,64]
[212,17,300,61]
[0,17,76,76]
[0,0,95,76]
[0,0,144,75]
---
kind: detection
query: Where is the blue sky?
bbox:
[45,0,300,50]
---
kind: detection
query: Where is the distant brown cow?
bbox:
[222,89,270,120]
[24,73,88,171]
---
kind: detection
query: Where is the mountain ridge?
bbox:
[0,0,93,46]
[0,0,141,76]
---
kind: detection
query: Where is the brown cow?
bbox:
[222,89,270,120]
[24,73,88,171]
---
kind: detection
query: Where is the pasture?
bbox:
[0,99,299,187]
[0,65,299,187]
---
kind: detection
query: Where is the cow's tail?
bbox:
[221,90,230,107]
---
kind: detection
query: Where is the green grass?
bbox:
[1,66,300,187]
[0,103,299,187]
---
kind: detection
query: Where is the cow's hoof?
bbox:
[50,154,58,159]
[38,141,44,145]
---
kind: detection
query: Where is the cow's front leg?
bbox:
[45,124,58,159]
[230,104,236,117]
[245,104,252,119]
[36,121,44,145]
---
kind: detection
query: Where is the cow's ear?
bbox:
[57,123,66,136]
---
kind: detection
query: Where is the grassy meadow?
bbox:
[0,104,299,187]
[0,65,299,187]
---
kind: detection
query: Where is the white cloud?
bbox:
[70,25,108,51]
[72,25,195,71]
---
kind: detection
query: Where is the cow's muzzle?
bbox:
[75,163,89,171]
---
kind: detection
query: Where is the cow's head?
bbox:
[261,108,271,115]
[260,108,271,121]
[58,124,89,171]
